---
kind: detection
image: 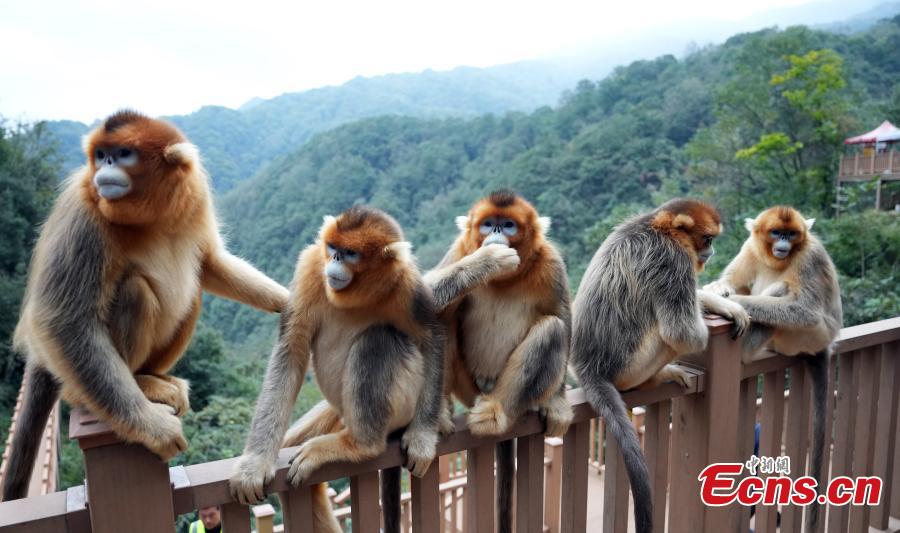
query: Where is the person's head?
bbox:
[199,506,221,529]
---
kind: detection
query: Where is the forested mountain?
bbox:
[44,60,603,191]
[204,18,900,345]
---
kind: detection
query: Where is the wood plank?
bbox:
[350,470,381,533]
[411,462,440,533]
[221,502,251,532]
[870,341,900,529]
[516,433,545,533]
[279,486,314,532]
[602,431,628,533]
[667,392,707,533]
[544,438,564,533]
[812,355,837,533]
[737,377,758,533]
[827,351,857,533]
[781,364,809,533]
[644,400,671,533]
[702,331,743,533]
[756,370,785,533]
[465,443,495,533]
[559,421,589,533]
[848,347,879,532]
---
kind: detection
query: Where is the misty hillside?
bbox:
[44,60,604,191]
[201,17,900,345]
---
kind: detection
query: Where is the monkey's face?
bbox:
[474,214,525,249]
[91,145,139,200]
[749,207,811,263]
[323,242,359,291]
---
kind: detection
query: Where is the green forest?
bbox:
[1,16,899,528]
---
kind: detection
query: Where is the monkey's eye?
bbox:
[95,149,106,160]
[480,220,494,235]
[501,220,518,236]
[118,148,132,158]
[787,231,797,240]
[769,230,780,239]
[326,244,337,256]
[703,235,713,246]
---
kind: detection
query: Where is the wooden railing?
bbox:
[838,151,898,181]
[0,316,898,533]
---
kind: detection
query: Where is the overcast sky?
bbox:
[0,0,884,123]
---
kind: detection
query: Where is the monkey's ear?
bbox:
[672,214,695,230]
[805,218,816,230]
[81,133,93,157]
[384,241,413,263]
[537,216,552,235]
[744,218,756,233]
[318,215,337,239]
[164,142,200,166]
[455,215,470,231]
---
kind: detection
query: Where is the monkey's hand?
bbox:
[698,289,750,339]
[136,403,188,461]
[542,394,573,438]
[401,427,438,477]
[475,244,520,280]
[703,280,735,298]
[229,453,274,505]
[468,397,509,436]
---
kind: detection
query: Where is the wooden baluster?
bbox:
[544,437,564,533]
[68,408,176,533]
[827,351,858,533]
[559,421,589,533]
[412,462,441,533]
[602,433,629,533]
[849,347,880,532]
[349,471,380,533]
[253,504,276,533]
[782,365,810,533]
[668,391,708,533]
[738,377,758,533]
[756,370,786,533]
[871,341,900,529]
[645,400,671,533]
[515,433,544,533]
[812,354,837,533]
[221,502,251,532]
[465,444,495,533]
[279,486,314,533]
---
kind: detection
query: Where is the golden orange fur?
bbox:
[650,199,722,272]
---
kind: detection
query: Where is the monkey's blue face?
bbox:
[324,243,360,290]
[769,229,798,259]
[92,146,138,200]
[478,217,518,247]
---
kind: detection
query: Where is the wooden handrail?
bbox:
[0,315,898,532]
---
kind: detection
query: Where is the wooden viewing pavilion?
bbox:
[837,120,900,211]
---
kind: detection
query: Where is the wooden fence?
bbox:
[0,316,898,533]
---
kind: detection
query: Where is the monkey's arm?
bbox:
[728,292,821,329]
[402,285,447,477]
[697,289,750,338]
[230,308,312,504]
[35,214,186,459]
[202,247,290,313]
[425,244,519,311]
[654,255,708,354]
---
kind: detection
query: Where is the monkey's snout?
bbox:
[482,233,509,247]
[93,167,132,200]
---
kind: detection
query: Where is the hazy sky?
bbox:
[0,0,882,123]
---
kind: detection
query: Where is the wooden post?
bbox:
[220,502,250,531]
[602,433,628,533]
[279,485,314,531]
[871,341,900,529]
[848,348,879,532]
[644,400,671,533]
[544,437,564,533]
[411,463,440,533]
[465,443,495,533]
[854,152,860,176]
[350,471,380,533]
[828,351,858,533]
[515,433,545,533]
[757,370,786,533]
[781,365,810,533]
[559,421,589,533]
[68,408,176,533]
[252,504,276,533]
[701,330,744,533]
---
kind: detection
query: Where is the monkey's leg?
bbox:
[469,315,569,436]
[741,323,776,364]
[310,482,342,533]
[202,248,289,313]
[139,293,202,375]
[638,364,691,389]
[135,374,191,417]
[287,428,386,485]
[283,400,343,447]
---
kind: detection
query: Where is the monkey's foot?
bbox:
[661,364,691,388]
[402,427,438,477]
[287,441,327,486]
[229,453,274,505]
[137,402,188,461]
[438,400,456,436]
[468,398,509,436]
[136,374,191,417]
[542,395,574,438]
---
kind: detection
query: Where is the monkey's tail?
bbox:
[1,364,60,502]
[381,466,401,533]
[497,439,515,533]
[582,379,652,533]
[805,350,829,533]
